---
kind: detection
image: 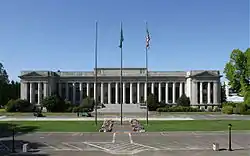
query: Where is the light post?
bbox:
[12,123,16,153]
[228,124,232,151]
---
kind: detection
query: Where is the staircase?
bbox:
[98,104,146,113]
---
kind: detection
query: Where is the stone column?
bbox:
[144,83,147,102]
[108,83,111,104]
[58,82,62,97]
[200,82,203,104]
[101,82,104,104]
[207,82,211,104]
[86,83,89,97]
[29,82,33,103]
[137,82,140,103]
[73,83,76,104]
[172,82,176,103]
[123,83,126,104]
[115,82,119,104]
[165,83,168,103]
[44,82,48,99]
[130,83,133,103]
[151,82,154,94]
[93,83,96,101]
[65,83,69,100]
[79,83,83,103]
[192,81,198,104]
[179,82,183,97]
[213,81,218,104]
[21,81,27,100]
[38,82,41,104]
[158,83,161,102]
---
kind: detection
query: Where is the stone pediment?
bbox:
[192,71,218,77]
[20,71,45,77]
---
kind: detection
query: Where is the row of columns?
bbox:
[22,80,219,105]
[59,81,184,104]
[192,81,219,104]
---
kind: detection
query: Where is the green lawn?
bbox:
[0,112,78,117]
[142,120,250,132]
[0,121,102,132]
[1,120,250,132]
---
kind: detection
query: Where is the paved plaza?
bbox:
[0,131,249,156]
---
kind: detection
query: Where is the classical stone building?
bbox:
[19,68,222,107]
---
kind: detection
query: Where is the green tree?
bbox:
[147,93,158,111]
[176,94,190,106]
[80,96,95,112]
[221,83,227,103]
[41,94,68,112]
[224,48,250,96]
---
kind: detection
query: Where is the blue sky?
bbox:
[0,0,249,81]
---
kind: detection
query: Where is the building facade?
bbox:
[19,68,222,107]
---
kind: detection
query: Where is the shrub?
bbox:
[213,106,220,112]
[222,105,233,114]
[41,94,69,112]
[5,99,16,112]
[72,106,90,113]
[176,94,190,107]
[222,102,237,108]
[207,106,213,112]
[234,103,248,114]
[147,93,158,111]
[244,91,250,108]
[156,106,200,112]
[5,99,32,112]
[80,96,95,111]
[241,109,250,115]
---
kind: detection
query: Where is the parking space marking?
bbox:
[132,142,159,150]
[0,141,10,151]
[42,142,60,151]
[83,142,111,152]
[62,142,83,151]
[128,133,133,143]
[112,133,116,143]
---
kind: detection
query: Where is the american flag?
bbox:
[146,28,150,48]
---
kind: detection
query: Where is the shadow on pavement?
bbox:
[0,123,38,138]
[0,139,49,156]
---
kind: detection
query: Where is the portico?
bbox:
[19,68,221,106]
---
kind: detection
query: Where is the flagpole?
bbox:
[94,21,98,126]
[145,22,149,125]
[120,22,123,126]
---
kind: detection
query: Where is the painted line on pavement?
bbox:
[62,142,83,151]
[83,142,111,152]
[112,133,116,143]
[132,142,159,150]
[0,141,10,151]
[42,142,60,150]
[128,133,133,143]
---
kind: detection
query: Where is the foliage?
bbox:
[156,106,201,112]
[224,48,250,96]
[221,102,237,108]
[5,99,32,112]
[221,83,227,103]
[41,94,69,112]
[222,105,233,114]
[244,90,250,107]
[147,93,159,111]
[72,106,90,113]
[80,96,95,112]
[0,63,20,106]
[234,103,248,114]
[176,94,190,106]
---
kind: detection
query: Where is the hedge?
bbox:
[156,106,201,112]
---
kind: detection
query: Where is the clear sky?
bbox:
[0,0,249,81]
